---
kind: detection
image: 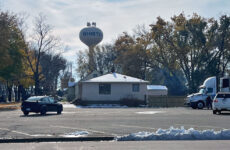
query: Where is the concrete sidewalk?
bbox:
[1,140,230,150]
[0,136,114,143]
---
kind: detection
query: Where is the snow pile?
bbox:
[62,131,89,137]
[62,104,77,108]
[116,127,230,141]
[136,111,164,114]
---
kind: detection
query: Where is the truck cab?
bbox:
[186,77,216,109]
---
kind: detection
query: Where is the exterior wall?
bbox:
[81,82,147,101]
[74,84,79,99]
[67,86,75,101]
[147,90,168,96]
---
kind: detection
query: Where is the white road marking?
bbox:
[113,124,156,130]
[51,125,117,136]
[0,128,54,137]
[0,127,31,136]
[30,134,53,137]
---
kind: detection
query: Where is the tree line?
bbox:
[0,11,67,102]
[76,13,230,95]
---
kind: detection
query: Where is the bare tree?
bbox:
[24,14,59,95]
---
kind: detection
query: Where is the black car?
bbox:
[21,96,63,116]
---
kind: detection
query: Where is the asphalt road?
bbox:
[1,141,230,150]
[0,104,230,140]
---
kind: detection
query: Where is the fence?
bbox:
[148,96,186,107]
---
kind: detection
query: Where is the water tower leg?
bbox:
[88,46,97,73]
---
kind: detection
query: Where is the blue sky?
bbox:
[1,0,230,77]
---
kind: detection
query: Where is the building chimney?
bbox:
[111,66,115,73]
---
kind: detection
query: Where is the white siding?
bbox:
[74,84,79,99]
[81,83,147,101]
[147,90,168,96]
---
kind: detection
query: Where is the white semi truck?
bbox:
[186,76,230,109]
[186,77,230,109]
[186,77,217,109]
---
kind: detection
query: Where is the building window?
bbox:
[132,84,140,92]
[99,84,111,95]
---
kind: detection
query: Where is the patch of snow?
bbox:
[31,134,53,137]
[76,104,128,108]
[62,131,89,138]
[136,111,164,114]
[62,104,77,108]
[116,126,230,141]
[83,73,148,83]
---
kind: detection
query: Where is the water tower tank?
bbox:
[79,22,103,47]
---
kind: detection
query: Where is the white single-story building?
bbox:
[74,71,102,100]
[147,85,168,96]
[78,73,149,103]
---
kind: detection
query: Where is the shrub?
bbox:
[120,98,145,107]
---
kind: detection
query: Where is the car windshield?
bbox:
[199,88,205,94]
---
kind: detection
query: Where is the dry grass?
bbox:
[0,102,21,111]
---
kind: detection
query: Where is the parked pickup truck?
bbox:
[21,96,63,116]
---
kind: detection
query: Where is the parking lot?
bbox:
[0,104,230,140]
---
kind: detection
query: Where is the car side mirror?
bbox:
[54,100,58,103]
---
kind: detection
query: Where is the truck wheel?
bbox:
[191,103,197,109]
[197,101,204,109]
[191,105,197,109]
[40,107,47,115]
[218,111,221,115]
[23,111,29,116]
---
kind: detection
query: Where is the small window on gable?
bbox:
[132,84,140,92]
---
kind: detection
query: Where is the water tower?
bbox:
[79,22,103,72]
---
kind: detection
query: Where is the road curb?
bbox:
[0,137,115,143]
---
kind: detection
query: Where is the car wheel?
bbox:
[23,111,29,116]
[57,107,62,115]
[213,110,217,114]
[197,101,204,109]
[40,106,47,115]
